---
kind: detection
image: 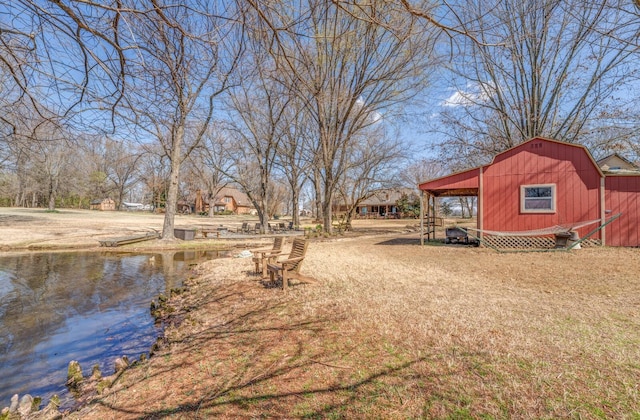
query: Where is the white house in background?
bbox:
[121,202,144,210]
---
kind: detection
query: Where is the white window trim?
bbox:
[520,184,556,214]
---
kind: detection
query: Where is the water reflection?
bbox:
[0,249,224,410]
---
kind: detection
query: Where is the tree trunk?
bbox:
[48,192,55,211]
[291,188,300,228]
[162,161,180,239]
[208,190,215,217]
[259,211,269,234]
[321,170,335,233]
[344,206,356,231]
[313,169,323,222]
[458,197,467,218]
[322,193,332,234]
[161,127,184,240]
[469,197,475,218]
[260,173,269,233]
[116,186,125,211]
[48,177,57,211]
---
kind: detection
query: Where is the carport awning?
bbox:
[425,188,479,197]
[419,167,481,196]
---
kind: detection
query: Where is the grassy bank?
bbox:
[66,234,640,419]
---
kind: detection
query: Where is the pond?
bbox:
[0,249,224,410]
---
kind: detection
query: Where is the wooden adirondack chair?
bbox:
[251,237,285,278]
[252,223,261,234]
[267,238,309,290]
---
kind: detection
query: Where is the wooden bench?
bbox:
[201,226,229,238]
[267,238,309,290]
[201,228,219,238]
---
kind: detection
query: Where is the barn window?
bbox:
[520,184,556,213]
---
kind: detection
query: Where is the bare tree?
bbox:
[138,148,171,211]
[435,0,640,163]
[1,1,130,136]
[274,97,314,228]
[100,139,143,209]
[222,43,290,232]
[19,122,71,211]
[335,127,406,229]
[248,0,438,232]
[112,2,244,239]
[266,178,289,220]
[1,2,249,220]
[401,158,447,188]
[0,2,129,209]
[187,126,234,217]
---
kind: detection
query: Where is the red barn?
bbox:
[418,137,640,247]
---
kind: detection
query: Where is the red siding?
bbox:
[482,139,602,238]
[605,176,640,247]
[419,168,480,193]
[418,137,640,246]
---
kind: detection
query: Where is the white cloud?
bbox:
[356,96,382,123]
[441,83,494,108]
[442,90,475,107]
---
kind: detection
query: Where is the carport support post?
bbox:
[478,166,483,243]
[433,194,439,240]
[420,190,424,246]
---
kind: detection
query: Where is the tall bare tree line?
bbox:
[430,0,640,166]
[244,0,439,230]
[1,0,640,234]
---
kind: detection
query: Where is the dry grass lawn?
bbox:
[1,208,638,418]
[63,231,640,419]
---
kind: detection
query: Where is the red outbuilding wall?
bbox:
[482,139,602,239]
[605,176,640,247]
[419,137,640,246]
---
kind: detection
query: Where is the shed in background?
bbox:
[419,137,640,247]
[90,198,116,211]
